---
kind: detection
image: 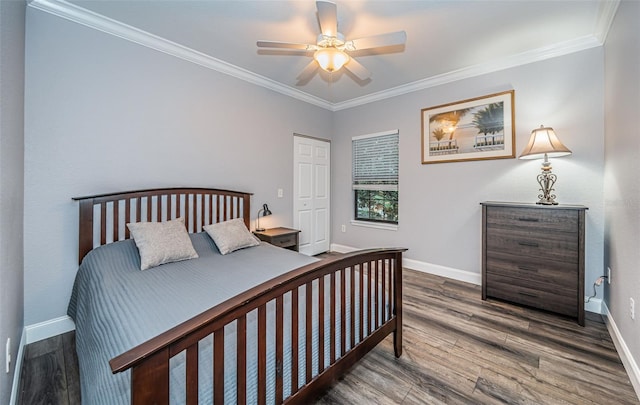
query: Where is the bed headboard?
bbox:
[72,187,253,264]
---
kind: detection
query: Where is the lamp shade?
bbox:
[519,126,572,160]
[314,48,350,72]
[261,203,272,216]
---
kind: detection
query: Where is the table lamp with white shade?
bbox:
[519,125,572,205]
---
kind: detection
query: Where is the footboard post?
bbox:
[393,252,403,358]
[130,347,170,405]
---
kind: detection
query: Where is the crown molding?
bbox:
[29,0,613,113]
[594,0,621,44]
[332,34,602,111]
[27,0,334,111]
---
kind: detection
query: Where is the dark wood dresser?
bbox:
[481,202,588,326]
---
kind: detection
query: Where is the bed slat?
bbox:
[237,315,247,404]
[329,273,336,365]
[213,328,224,405]
[359,264,364,342]
[291,288,299,393]
[275,296,284,404]
[374,260,379,330]
[305,282,313,383]
[350,267,356,349]
[100,202,106,246]
[258,305,267,405]
[318,276,325,372]
[340,268,346,357]
[186,344,198,404]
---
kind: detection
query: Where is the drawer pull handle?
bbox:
[518,217,539,222]
[518,241,539,247]
[517,265,538,272]
[518,291,539,298]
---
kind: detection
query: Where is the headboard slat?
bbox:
[113,201,119,242]
[125,199,131,239]
[73,188,253,264]
[185,194,191,232]
[100,202,107,246]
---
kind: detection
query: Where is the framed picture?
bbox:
[421,90,515,164]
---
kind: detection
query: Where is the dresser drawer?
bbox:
[486,206,578,233]
[487,275,577,317]
[486,227,578,263]
[485,253,577,289]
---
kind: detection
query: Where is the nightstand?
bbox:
[253,227,301,252]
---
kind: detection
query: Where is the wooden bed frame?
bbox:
[73,187,406,405]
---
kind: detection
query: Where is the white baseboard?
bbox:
[403,257,482,285]
[25,315,75,345]
[331,243,603,314]
[602,302,640,401]
[9,317,76,404]
[8,329,27,405]
[330,243,482,285]
[330,243,360,254]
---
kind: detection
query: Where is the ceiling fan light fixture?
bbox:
[314,47,350,72]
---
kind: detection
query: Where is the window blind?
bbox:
[352,131,399,191]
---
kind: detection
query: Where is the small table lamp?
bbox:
[519,125,572,205]
[255,203,272,232]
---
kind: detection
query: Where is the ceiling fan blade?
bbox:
[257,41,316,50]
[346,31,407,51]
[316,1,338,37]
[297,60,319,82]
[344,57,371,80]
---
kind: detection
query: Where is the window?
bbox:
[352,130,399,224]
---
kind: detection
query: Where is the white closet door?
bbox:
[293,135,330,256]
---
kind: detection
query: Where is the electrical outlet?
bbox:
[631,298,635,320]
[608,266,611,284]
[5,338,10,373]
[277,188,283,198]
[341,224,346,233]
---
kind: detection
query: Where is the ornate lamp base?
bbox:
[536,163,558,205]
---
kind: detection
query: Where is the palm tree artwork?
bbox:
[429,109,470,152]
[472,102,504,146]
[422,90,513,163]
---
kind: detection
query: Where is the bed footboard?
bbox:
[109,248,406,405]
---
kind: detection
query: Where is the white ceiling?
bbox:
[32,0,617,109]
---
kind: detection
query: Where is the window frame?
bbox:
[352,130,399,226]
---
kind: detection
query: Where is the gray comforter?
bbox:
[68,232,337,404]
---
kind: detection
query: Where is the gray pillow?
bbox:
[127,217,199,270]
[204,218,260,255]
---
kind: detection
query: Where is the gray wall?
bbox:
[23,8,332,325]
[0,0,26,403]
[604,0,640,382]
[332,48,605,296]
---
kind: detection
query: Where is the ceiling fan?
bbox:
[257,1,407,82]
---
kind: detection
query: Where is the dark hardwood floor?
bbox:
[18,269,639,404]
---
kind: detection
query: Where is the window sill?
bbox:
[350,220,398,231]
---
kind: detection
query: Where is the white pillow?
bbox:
[204,218,260,255]
[127,217,199,270]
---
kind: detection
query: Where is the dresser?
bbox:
[481,202,588,326]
